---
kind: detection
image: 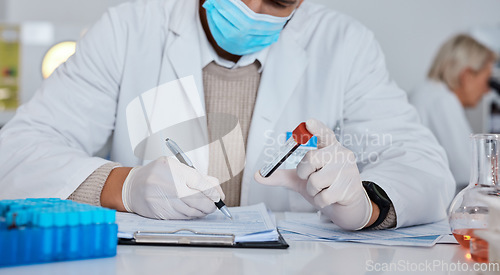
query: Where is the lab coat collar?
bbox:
[168,0,198,36]
[241,8,309,205]
[163,0,206,111]
[252,33,308,131]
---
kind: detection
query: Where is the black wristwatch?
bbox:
[362,181,392,229]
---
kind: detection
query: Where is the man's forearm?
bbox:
[100,167,132,212]
[365,201,380,228]
[68,162,120,206]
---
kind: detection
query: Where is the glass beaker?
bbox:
[469,188,500,262]
[449,134,500,248]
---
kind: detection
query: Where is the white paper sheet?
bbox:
[279,212,451,247]
[116,203,278,243]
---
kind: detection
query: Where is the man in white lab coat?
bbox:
[0,0,455,230]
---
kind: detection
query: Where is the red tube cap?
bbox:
[292,122,313,145]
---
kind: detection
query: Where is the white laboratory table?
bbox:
[2,222,499,275]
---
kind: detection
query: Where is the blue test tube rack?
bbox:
[0,198,117,267]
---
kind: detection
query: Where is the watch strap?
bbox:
[362,181,392,229]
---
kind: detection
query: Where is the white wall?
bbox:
[5,0,128,99]
[0,0,128,125]
[311,0,500,93]
[5,0,121,27]
[0,0,6,21]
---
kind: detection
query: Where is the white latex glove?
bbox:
[122,156,225,220]
[255,119,373,230]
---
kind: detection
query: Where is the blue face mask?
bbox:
[202,0,294,56]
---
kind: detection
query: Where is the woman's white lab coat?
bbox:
[0,0,455,228]
[410,80,472,188]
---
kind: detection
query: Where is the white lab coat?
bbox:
[409,80,472,188]
[0,0,455,228]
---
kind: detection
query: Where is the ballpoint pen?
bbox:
[165,138,233,220]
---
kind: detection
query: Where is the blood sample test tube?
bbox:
[259,122,314,178]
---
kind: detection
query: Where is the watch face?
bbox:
[363,181,391,204]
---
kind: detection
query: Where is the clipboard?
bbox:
[118,228,289,249]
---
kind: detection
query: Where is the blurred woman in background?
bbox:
[410,34,497,189]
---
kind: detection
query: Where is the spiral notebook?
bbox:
[116,203,288,249]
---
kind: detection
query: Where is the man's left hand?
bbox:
[254,118,374,230]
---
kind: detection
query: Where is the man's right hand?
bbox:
[106,156,224,220]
